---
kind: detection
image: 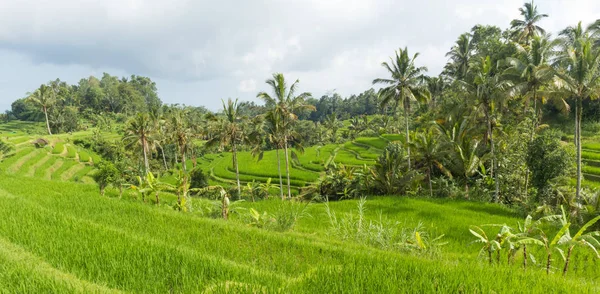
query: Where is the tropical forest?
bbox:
[0,1,599,293]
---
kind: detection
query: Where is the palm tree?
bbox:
[206,98,249,195]
[510,0,548,45]
[467,56,512,202]
[27,84,55,135]
[257,73,315,199]
[168,109,194,171]
[425,76,446,110]
[323,113,343,143]
[262,111,285,200]
[124,113,156,174]
[444,33,474,80]
[373,47,431,170]
[410,129,445,197]
[504,34,557,124]
[555,22,600,201]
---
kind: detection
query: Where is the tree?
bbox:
[504,34,557,124]
[124,113,156,174]
[168,109,194,171]
[257,73,315,199]
[467,56,512,202]
[323,113,343,143]
[206,98,249,195]
[510,0,548,45]
[373,47,431,170]
[444,33,474,80]
[411,129,445,198]
[555,21,600,201]
[92,161,119,196]
[27,84,56,135]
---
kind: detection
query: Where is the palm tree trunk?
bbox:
[546,252,552,274]
[233,143,241,195]
[284,137,292,199]
[276,147,284,200]
[428,165,433,198]
[576,96,582,202]
[142,138,149,174]
[563,245,574,276]
[404,103,411,170]
[43,106,52,135]
[181,148,187,172]
[161,147,168,170]
[487,108,499,203]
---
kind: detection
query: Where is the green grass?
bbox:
[66,145,77,159]
[78,150,91,163]
[0,175,597,293]
[354,137,388,149]
[582,150,600,161]
[52,142,65,155]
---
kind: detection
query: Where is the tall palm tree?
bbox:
[426,75,446,110]
[206,98,249,195]
[504,34,557,123]
[168,109,194,171]
[467,56,512,202]
[555,22,600,201]
[510,0,548,45]
[373,47,431,170]
[124,113,156,174]
[257,73,315,199]
[27,84,55,135]
[323,113,343,143]
[262,111,285,200]
[444,33,474,80]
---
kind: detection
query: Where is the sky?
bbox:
[0,0,599,112]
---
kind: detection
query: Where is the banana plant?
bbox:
[469,225,502,264]
[560,215,600,275]
[131,172,161,204]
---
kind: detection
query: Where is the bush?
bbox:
[189,167,209,190]
[371,143,422,195]
[527,130,575,200]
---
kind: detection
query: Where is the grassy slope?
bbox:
[0,174,597,293]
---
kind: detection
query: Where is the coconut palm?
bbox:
[465,56,512,202]
[504,34,557,123]
[444,33,474,80]
[27,84,56,135]
[555,22,600,201]
[124,113,156,174]
[257,73,315,199]
[425,76,446,110]
[323,113,343,143]
[168,109,194,171]
[206,98,248,195]
[410,129,445,198]
[510,0,548,45]
[373,47,431,170]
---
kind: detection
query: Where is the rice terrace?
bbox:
[1,1,600,293]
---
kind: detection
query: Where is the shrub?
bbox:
[526,130,575,198]
[189,167,209,190]
[371,143,422,195]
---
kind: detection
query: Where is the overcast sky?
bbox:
[1,0,599,112]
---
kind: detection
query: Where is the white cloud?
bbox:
[238,79,256,93]
[0,0,598,111]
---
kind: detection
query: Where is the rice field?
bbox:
[0,174,597,293]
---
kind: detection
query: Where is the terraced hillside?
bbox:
[208,136,402,188]
[0,127,98,184]
[581,141,600,188]
[0,175,597,293]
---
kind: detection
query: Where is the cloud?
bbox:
[0,0,598,111]
[238,79,256,93]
